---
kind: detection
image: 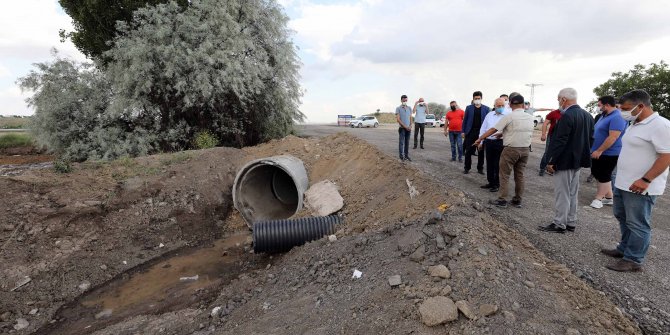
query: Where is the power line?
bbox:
[525,83,543,106]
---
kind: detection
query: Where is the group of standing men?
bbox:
[396,89,670,272]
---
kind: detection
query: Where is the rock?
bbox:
[441,286,452,296]
[456,300,477,320]
[409,245,425,262]
[328,235,337,242]
[566,328,581,335]
[211,306,222,317]
[95,309,113,319]
[447,247,459,258]
[477,247,488,256]
[476,270,484,277]
[1,311,11,322]
[512,302,521,311]
[304,180,344,216]
[503,311,516,323]
[100,264,107,270]
[388,275,402,287]
[397,229,425,255]
[14,318,29,330]
[428,265,451,279]
[29,308,38,315]
[426,210,443,225]
[472,202,484,211]
[83,200,102,206]
[435,234,446,249]
[641,307,651,313]
[78,280,91,291]
[2,224,15,231]
[479,304,499,317]
[419,296,459,326]
[523,280,535,288]
[11,276,31,292]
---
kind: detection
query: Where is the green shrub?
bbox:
[194,131,218,150]
[0,133,33,149]
[53,158,72,173]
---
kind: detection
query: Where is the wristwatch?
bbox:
[641,177,652,183]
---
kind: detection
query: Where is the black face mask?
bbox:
[450,106,457,111]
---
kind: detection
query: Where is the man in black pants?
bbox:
[462,91,490,174]
[413,97,429,149]
[477,98,507,192]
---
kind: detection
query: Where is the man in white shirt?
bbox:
[601,89,670,272]
[474,94,534,208]
[477,98,508,192]
[413,98,429,149]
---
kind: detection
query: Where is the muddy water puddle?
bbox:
[42,232,265,334]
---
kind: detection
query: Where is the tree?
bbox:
[427,102,447,119]
[58,0,189,61]
[20,0,303,160]
[593,61,670,118]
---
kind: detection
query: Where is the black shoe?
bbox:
[480,184,493,189]
[458,159,463,162]
[413,145,417,149]
[477,170,484,175]
[463,170,469,174]
[566,226,575,232]
[420,146,425,149]
[488,199,507,208]
[539,171,545,176]
[451,158,456,162]
[399,156,405,161]
[404,156,412,162]
[490,187,499,193]
[600,248,623,258]
[511,199,521,207]
[538,223,566,233]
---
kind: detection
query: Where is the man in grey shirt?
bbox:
[396,94,413,161]
[413,97,429,149]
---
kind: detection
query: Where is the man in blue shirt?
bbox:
[462,91,490,174]
[413,97,429,149]
[395,94,413,161]
[589,95,627,209]
[477,98,508,192]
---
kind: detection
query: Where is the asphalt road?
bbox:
[300,123,670,334]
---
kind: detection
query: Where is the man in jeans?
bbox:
[444,101,464,162]
[413,97,429,149]
[462,91,490,174]
[541,88,594,233]
[395,94,413,161]
[539,109,562,176]
[601,89,670,272]
[474,94,533,208]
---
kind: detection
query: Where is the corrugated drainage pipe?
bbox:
[253,215,343,253]
[233,155,309,227]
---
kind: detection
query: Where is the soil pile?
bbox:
[0,133,639,334]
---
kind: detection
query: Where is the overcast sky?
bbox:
[2,0,670,123]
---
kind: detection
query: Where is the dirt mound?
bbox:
[0,133,640,334]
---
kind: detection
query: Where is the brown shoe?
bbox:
[606,259,642,272]
[600,248,624,258]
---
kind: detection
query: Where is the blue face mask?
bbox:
[495,107,505,114]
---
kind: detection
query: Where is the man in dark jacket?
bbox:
[461,91,491,174]
[540,88,595,233]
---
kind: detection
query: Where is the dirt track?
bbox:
[300,124,670,334]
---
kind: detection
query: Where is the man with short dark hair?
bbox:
[395,95,413,161]
[462,91,490,174]
[475,94,534,208]
[444,101,465,162]
[540,88,594,233]
[601,89,670,272]
[413,97,429,149]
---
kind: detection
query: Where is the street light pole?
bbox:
[525,83,543,107]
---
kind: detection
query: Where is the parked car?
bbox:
[437,116,446,127]
[349,116,379,128]
[533,113,544,128]
[425,114,437,127]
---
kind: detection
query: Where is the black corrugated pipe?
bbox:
[253,215,343,253]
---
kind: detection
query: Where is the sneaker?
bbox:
[488,199,508,208]
[404,156,412,162]
[602,198,614,206]
[565,225,575,232]
[590,199,603,209]
[489,187,499,193]
[510,199,521,208]
[538,223,566,233]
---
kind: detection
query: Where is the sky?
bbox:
[2,0,670,123]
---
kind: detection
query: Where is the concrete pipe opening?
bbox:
[233,155,309,227]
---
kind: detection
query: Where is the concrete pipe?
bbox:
[233,155,309,227]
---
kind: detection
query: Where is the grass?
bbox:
[0,133,33,149]
[371,113,397,124]
[0,117,30,129]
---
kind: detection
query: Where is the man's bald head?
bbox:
[494,98,505,108]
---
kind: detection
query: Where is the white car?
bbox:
[533,114,544,128]
[349,116,379,128]
[437,116,446,127]
[425,114,437,127]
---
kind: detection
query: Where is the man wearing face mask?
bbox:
[500,94,513,114]
[462,91,490,174]
[395,94,413,161]
[601,89,670,272]
[476,98,508,192]
[444,101,465,162]
[540,88,594,233]
[413,98,429,149]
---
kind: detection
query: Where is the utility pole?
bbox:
[525,83,543,107]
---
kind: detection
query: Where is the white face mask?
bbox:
[473,99,482,106]
[401,101,407,106]
[620,106,639,121]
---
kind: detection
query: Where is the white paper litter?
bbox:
[352,269,362,279]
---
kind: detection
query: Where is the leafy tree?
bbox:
[593,61,670,118]
[19,0,303,160]
[58,0,189,61]
[427,102,447,119]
